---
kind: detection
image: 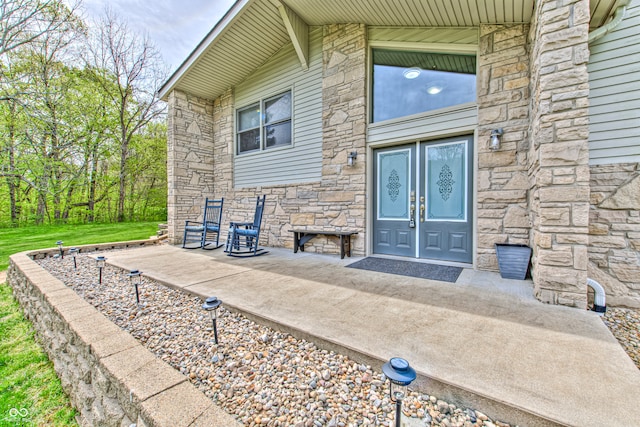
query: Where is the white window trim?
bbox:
[235,89,293,156]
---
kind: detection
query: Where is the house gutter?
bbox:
[588,1,630,43]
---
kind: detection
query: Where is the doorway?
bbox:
[372,135,473,263]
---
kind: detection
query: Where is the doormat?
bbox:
[346,257,462,283]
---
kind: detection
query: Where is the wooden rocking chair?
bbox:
[182,198,224,250]
[225,195,268,257]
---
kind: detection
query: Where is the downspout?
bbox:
[587,278,607,315]
[589,2,629,43]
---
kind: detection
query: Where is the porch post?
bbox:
[166,89,216,245]
[528,0,591,306]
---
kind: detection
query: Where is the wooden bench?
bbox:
[290,229,358,259]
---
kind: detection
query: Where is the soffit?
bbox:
[160,0,620,101]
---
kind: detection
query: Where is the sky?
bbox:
[78,0,237,72]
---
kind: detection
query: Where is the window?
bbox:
[371,49,477,123]
[236,91,292,155]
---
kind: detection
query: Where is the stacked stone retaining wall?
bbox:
[7,242,239,427]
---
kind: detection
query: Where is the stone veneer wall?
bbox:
[167,90,216,245]
[527,0,591,307]
[168,24,367,256]
[589,163,640,308]
[7,245,239,427]
[476,24,532,271]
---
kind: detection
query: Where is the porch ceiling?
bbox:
[159,0,623,101]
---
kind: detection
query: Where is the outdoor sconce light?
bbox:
[202,296,222,344]
[489,128,503,151]
[96,256,106,284]
[347,151,357,166]
[383,357,417,427]
[128,269,143,304]
[56,240,64,259]
[69,248,78,269]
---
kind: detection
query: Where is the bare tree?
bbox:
[0,0,80,102]
[86,7,167,222]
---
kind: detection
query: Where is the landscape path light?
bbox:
[69,248,78,269]
[383,357,416,427]
[56,240,64,259]
[201,296,222,344]
[128,269,143,304]
[96,256,106,284]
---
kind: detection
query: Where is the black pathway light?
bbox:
[127,270,143,304]
[69,248,79,269]
[56,240,64,259]
[383,357,417,427]
[96,256,106,284]
[202,296,222,344]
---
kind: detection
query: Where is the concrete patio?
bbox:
[104,244,640,427]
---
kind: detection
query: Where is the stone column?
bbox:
[528,0,591,306]
[212,89,235,194]
[166,89,216,244]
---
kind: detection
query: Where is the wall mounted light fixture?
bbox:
[347,151,357,166]
[490,128,504,151]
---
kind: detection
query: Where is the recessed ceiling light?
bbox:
[426,81,445,95]
[403,67,421,79]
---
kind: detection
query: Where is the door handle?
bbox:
[420,204,425,222]
[409,204,416,228]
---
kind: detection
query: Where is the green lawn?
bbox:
[0,221,161,425]
[0,284,78,426]
[0,221,160,271]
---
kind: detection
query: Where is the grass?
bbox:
[0,284,78,426]
[0,221,161,426]
[0,221,160,271]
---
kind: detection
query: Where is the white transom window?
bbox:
[371,49,477,123]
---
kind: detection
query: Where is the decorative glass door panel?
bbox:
[378,150,410,220]
[426,142,467,221]
[373,146,416,257]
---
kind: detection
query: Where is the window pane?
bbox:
[372,49,476,123]
[265,92,291,124]
[265,121,291,148]
[238,104,260,131]
[238,129,260,153]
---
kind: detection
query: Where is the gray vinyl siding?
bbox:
[234,28,323,188]
[367,103,478,144]
[368,27,478,45]
[368,27,478,144]
[588,0,640,165]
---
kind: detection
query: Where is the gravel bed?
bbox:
[37,252,638,426]
[602,307,640,370]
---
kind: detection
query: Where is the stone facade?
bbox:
[476,24,531,271]
[167,90,216,243]
[7,245,238,427]
[168,24,368,257]
[589,163,640,308]
[165,0,640,308]
[527,0,591,307]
